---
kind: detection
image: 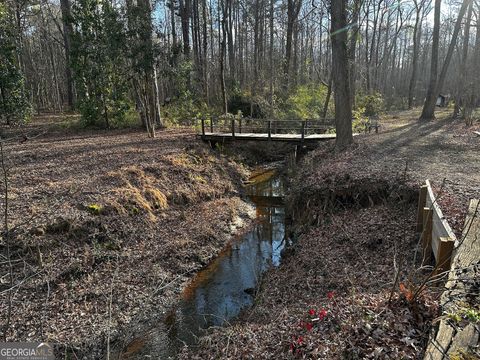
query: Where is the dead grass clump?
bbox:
[189,173,208,184]
[144,186,168,210]
[168,188,196,205]
[114,186,155,221]
[167,153,200,169]
[104,166,169,221]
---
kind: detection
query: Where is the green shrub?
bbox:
[356,93,385,117]
[0,4,32,125]
[284,84,333,119]
[352,107,368,133]
[162,97,210,126]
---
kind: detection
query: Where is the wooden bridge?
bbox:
[197,117,337,143]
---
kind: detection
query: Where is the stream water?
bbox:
[119,169,289,359]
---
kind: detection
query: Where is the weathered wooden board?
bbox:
[200,132,338,142]
[424,199,480,360]
[422,180,457,272]
[449,199,480,271]
[474,131,480,136]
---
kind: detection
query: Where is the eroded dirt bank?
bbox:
[179,110,479,359]
[0,124,266,356]
[180,169,434,359]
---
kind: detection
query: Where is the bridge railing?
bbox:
[417,179,457,274]
[197,116,336,139]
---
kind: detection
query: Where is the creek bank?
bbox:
[179,116,475,358]
[0,126,262,358]
[111,167,290,359]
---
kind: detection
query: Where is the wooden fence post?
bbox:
[435,237,454,274]
[201,118,205,137]
[301,121,305,142]
[268,120,271,140]
[231,117,235,139]
[239,117,242,133]
[417,185,428,232]
[422,207,433,265]
[210,117,214,133]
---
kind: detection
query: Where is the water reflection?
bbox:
[120,169,287,359]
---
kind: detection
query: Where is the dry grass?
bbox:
[106,166,169,220]
[0,123,252,356]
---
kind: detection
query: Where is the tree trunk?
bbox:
[283,0,302,92]
[60,0,75,109]
[220,0,228,113]
[202,0,209,103]
[321,72,332,120]
[434,0,471,100]
[179,0,191,56]
[153,67,165,128]
[269,0,274,113]
[408,1,423,109]
[330,0,353,151]
[348,0,361,109]
[419,0,441,121]
[454,0,473,117]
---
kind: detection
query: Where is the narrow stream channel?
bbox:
[119,169,289,359]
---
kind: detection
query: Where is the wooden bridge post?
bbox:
[301,121,305,142]
[268,120,272,140]
[435,237,454,274]
[201,118,205,137]
[231,117,235,139]
[416,185,428,232]
[239,117,242,133]
[421,207,433,265]
[210,116,214,133]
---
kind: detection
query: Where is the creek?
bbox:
[119,168,290,359]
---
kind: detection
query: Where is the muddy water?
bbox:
[119,169,289,359]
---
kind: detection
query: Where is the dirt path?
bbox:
[365,109,479,211]
[296,108,480,236]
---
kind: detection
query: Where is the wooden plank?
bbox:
[424,199,480,360]
[417,185,428,231]
[422,207,433,264]
[424,321,454,360]
[425,180,457,244]
[452,199,480,269]
[435,237,454,274]
[474,131,480,136]
[199,132,338,142]
[424,180,457,268]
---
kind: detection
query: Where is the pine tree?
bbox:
[70,0,130,128]
[0,3,31,125]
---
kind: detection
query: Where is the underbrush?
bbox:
[180,190,438,359]
[179,140,442,359]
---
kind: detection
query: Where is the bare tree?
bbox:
[419,0,441,121]
[330,0,353,151]
[59,0,74,109]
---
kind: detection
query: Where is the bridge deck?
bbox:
[201,132,336,142]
